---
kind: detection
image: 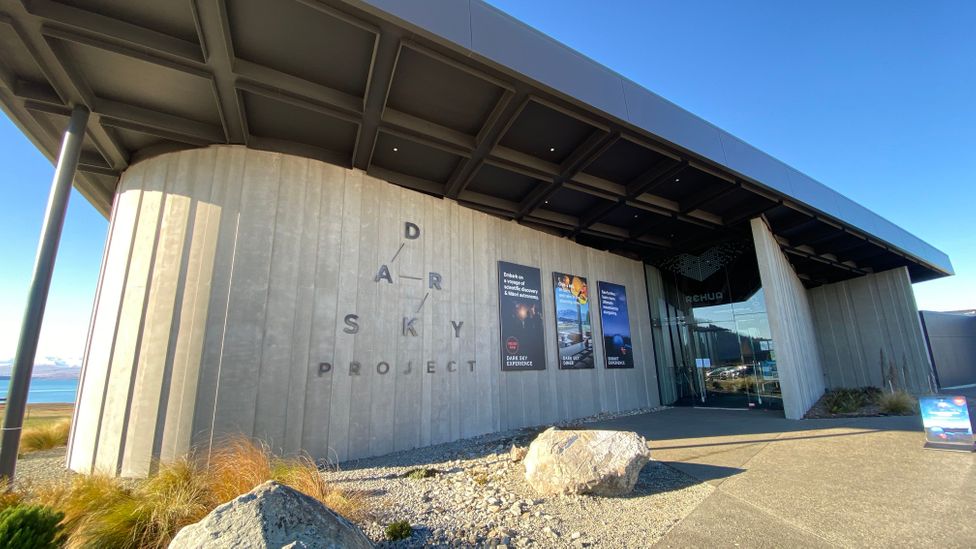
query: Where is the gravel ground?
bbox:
[325,408,713,548]
[9,408,715,548]
[13,447,73,489]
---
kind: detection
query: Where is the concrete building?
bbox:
[0,0,952,477]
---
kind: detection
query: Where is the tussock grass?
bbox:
[18,436,367,548]
[19,420,71,453]
[879,391,916,415]
[0,481,24,513]
[208,436,366,522]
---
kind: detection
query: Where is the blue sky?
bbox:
[1,0,973,360]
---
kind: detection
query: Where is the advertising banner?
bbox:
[497,261,546,371]
[552,272,594,369]
[919,395,974,451]
[598,281,634,369]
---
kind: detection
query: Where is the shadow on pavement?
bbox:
[653,427,892,451]
[588,407,923,442]
[655,461,744,483]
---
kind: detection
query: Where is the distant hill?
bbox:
[0,356,81,380]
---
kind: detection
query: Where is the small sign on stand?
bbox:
[919,396,974,452]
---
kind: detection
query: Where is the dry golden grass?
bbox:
[208,436,367,522]
[0,481,23,512]
[19,419,71,453]
[879,390,916,415]
[18,436,367,548]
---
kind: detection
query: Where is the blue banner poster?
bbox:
[598,281,634,369]
[497,261,547,371]
[552,272,594,369]
[919,395,974,451]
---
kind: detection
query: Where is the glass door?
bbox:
[647,238,783,411]
[685,294,781,410]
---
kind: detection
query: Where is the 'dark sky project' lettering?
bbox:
[315,221,476,377]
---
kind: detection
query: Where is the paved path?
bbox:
[589,407,976,548]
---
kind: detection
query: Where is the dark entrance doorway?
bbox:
[648,239,782,411]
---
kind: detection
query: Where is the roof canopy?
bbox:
[0,0,952,285]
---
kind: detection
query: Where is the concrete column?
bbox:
[751,217,827,419]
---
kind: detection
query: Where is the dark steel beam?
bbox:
[783,247,867,275]
[625,158,687,198]
[569,156,703,237]
[380,108,476,153]
[235,60,362,118]
[445,91,523,199]
[28,0,203,62]
[515,130,617,220]
[679,181,739,213]
[723,198,780,226]
[353,33,400,169]
[96,98,225,145]
[196,0,247,143]
[774,214,818,235]
[10,16,130,173]
[795,229,847,249]
[573,200,622,236]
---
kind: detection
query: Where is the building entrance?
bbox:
[647,239,782,411]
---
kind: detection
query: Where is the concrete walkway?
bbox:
[589,407,976,548]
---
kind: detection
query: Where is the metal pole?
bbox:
[0,105,89,482]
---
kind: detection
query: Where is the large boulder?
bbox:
[524,427,652,496]
[169,481,373,549]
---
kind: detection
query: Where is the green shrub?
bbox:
[879,391,915,415]
[0,503,64,549]
[403,468,438,480]
[823,389,867,414]
[385,520,412,541]
[855,386,883,403]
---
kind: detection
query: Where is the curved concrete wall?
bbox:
[68,145,660,477]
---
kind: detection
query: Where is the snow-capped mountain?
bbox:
[0,356,82,379]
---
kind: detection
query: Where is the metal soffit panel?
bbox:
[0,0,952,285]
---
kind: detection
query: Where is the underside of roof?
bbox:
[0,0,952,286]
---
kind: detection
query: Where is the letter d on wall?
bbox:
[405,222,420,240]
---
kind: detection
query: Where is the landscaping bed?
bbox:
[326,422,711,548]
[804,387,917,419]
[6,406,715,548]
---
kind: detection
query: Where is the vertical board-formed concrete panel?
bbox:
[751,218,826,419]
[809,268,933,394]
[921,311,976,388]
[69,145,659,475]
[68,167,143,473]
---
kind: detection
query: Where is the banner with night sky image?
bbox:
[553,272,594,369]
[497,261,546,371]
[598,281,634,369]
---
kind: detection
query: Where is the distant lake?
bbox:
[0,377,79,404]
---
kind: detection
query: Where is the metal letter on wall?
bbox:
[497,261,546,371]
[598,281,634,369]
[552,272,594,369]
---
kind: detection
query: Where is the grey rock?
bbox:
[524,428,652,496]
[510,444,528,463]
[168,481,373,549]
